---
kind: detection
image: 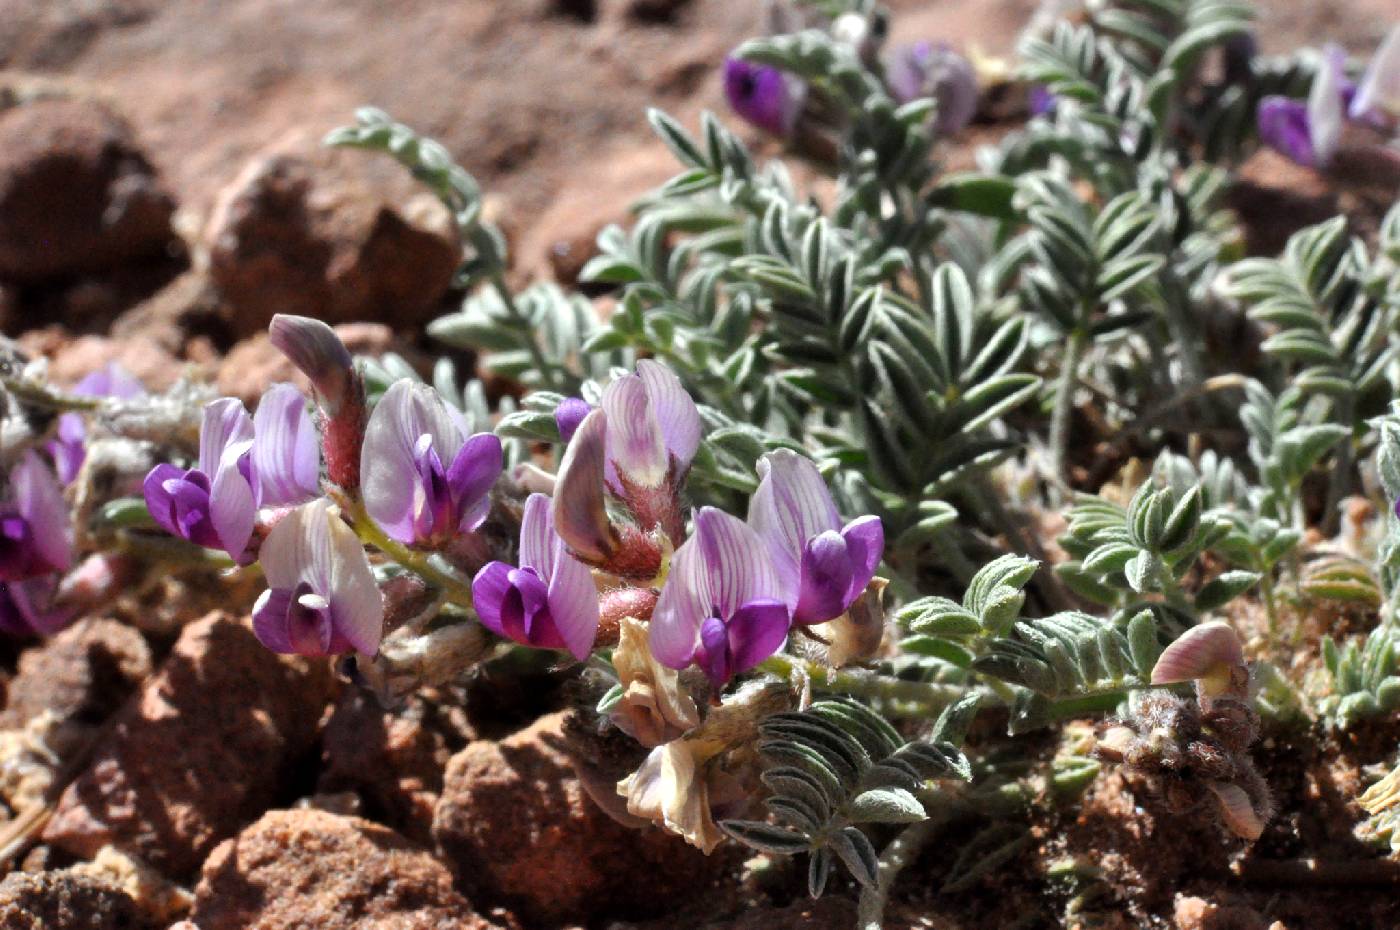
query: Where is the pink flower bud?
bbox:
[269,314,367,491]
[1150,620,1247,699]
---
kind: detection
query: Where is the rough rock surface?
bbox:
[0,869,147,930]
[0,617,152,729]
[188,808,511,930]
[203,142,459,337]
[0,97,174,283]
[318,687,475,847]
[432,711,723,925]
[41,612,336,877]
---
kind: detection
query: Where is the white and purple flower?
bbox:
[884,41,979,136]
[143,385,319,561]
[471,492,600,661]
[1257,44,1352,168]
[49,362,144,484]
[749,449,883,626]
[649,507,791,688]
[360,379,503,549]
[723,57,806,137]
[1350,24,1400,126]
[0,451,73,583]
[252,497,383,656]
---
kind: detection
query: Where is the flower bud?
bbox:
[554,397,591,444]
[1150,620,1247,700]
[269,314,366,491]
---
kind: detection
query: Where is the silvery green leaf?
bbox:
[829,826,880,888]
[721,820,813,855]
[847,788,926,824]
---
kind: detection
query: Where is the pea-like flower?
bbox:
[0,451,72,583]
[649,507,791,688]
[253,498,383,656]
[601,360,701,492]
[143,385,319,560]
[1258,45,1351,167]
[49,362,144,484]
[1350,24,1400,125]
[883,41,979,136]
[360,379,503,549]
[471,492,600,661]
[749,449,883,627]
[723,57,806,137]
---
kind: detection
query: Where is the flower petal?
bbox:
[1257,96,1316,166]
[446,432,502,534]
[210,445,257,560]
[636,360,701,474]
[13,451,72,574]
[199,398,254,476]
[794,530,854,625]
[603,373,669,488]
[1150,620,1245,685]
[727,598,791,675]
[252,383,320,508]
[1350,24,1400,123]
[1306,45,1347,167]
[694,507,783,619]
[723,57,804,136]
[1208,781,1266,841]
[840,515,884,602]
[324,503,384,654]
[749,449,841,604]
[650,529,712,669]
[471,561,517,640]
[546,535,601,661]
[518,493,555,579]
[552,409,618,563]
[252,586,298,653]
[554,397,592,444]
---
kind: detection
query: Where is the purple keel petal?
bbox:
[554,397,592,444]
[636,360,701,474]
[1257,96,1316,166]
[840,515,884,601]
[724,57,804,136]
[696,615,733,688]
[794,530,855,625]
[726,598,790,675]
[12,451,72,575]
[446,432,502,534]
[472,561,517,640]
[252,383,320,508]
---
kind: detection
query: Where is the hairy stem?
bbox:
[489,271,564,393]
[1049,327,1088,489]
[857,818,943,930]
[758,654,964,714]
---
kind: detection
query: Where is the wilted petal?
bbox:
[618,741,724,854]
[1307,45,1347,166]
[750,449,841,601]
[723,57,804,136]
[1351,24,1400,123]
[269,314,355,415]
[1257,96,1316,166]
[554,397,592,444]
[1208,781,1266,841]
[552,409,618,563]
[603,374,669,488]
[1150,620,1245,686]
[636,360,701,473]
[13,451,72,575]
[612,616,700,747]
[252,383,320,507]
[199,398,254,476]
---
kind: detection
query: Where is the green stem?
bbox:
[1044,690,1128,722]
[1049,327,1088,489]
[0,376,103,412]
[345,498,476,609]
[857,817,944,930]
[758,654,964,714]
[489,271,564,393]
[1322,395,1356,536]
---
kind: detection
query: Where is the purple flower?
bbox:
[253,498,383,656]
[143,385,318,560]
[0,451,74,583]
[472,492,600,660]
[49,363,144,484]
[748,449,883,626]
[1351,24,1400,125]
[360,380,503,548]
[601,360,702,492]
[649,506,791,688]
[1258,45,1351,167]
[723,57,805,137]
[555,397,591,444]
[1029,85,1057,117]
[884,41,979,136]
[0,578,73,637]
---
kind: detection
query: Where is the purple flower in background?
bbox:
[0,452,72,583]
[360,380,503,549]
[49,363,144,484]
[724,57,805,137]
[555,396,591,444]
[143,385,318,560]
[253,498,383,656]
[1258,44,1352,167]
[749,449,883,626]
[1350,24,1400,125]
[884,41,979,136]
[1029,84,1057,117]
[650,507,791,688]
[472,492,600,660]
[0,578,73,637]
[601,360,702,492]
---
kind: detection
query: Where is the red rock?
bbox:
[42,612,336,878]
[432,711,723,925]
[0,97,175,283]
[318,687,475,846]
[0,617,152,729]
[0,870,147,930]
[202,140,459,338]
[189,809,514,930]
